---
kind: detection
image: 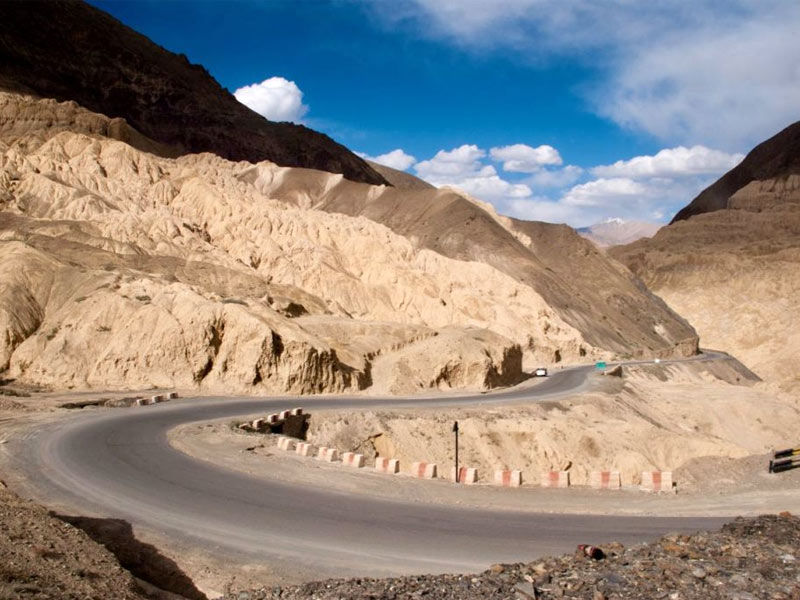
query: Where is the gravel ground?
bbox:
[226,514,800,600]
[0,483,149,600]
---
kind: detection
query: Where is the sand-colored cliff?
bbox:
[0,92,695,393]
[612,175,800,392]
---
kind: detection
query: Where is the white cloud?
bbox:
[443,175,532,202]
[378,1,800,150]
[597,12,800,148]
[361,148,417,170]
[411,142,731,227]
[525,165,583,188]
[234,77,309,122]
[591,146,743,179]
[489,143,562,172]
[414,144,532,202]
[506,173,722,227]
[562,178,645,208]
[415,144,487,179]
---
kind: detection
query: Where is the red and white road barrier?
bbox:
[494,469,522,487]
[267,414,279,424]
[295,442,313,456]
[412,461,437,479]
[640,471,674,493]
[251,418,265,430]
[290,407,303,416]
[135,398,146,406]
[540,471,570,488]
[277,437,295,451]
[590,471,621,489]
[316,447,339,462]
[151,395,165,403]
[341,452,365,468]
[167,392,178,399]
[375,457,400,474]
[450,466,478,484]
[279,410,291,420]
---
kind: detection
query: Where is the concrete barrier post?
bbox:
[295,442,312,456]
[540,471,570,488]
[267,414,279,424]
[494,469,522,487]
[375,457,400,474]
[316,447,338,462]
[167,392,178,399]
[590,471,621,489]
[450,466,478,484]
[252,418,265,431]
[640,471,674,493]
[412,461,437,479]
[279,410,291,420]
[290,407,303,416]
[278,437,296,451]
[151,395,164,403]
[342,452,365,468]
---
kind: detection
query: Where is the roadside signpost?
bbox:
[452,421,459,483]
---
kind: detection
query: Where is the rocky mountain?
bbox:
[671,120,800,223]
[0,0,702,394]
[0,0,386,186]
[577,218,661,248]
[0,91,697,394]
[612,125,800,392]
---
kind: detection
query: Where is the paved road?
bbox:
[8,360,730,578]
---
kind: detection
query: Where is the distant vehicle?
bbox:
[534,367,548,377]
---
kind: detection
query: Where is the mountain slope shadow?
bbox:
[54,514,206,600]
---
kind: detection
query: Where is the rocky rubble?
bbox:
[225,514,800,600]
[0,484,149,600]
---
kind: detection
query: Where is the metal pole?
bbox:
[453,421,459,483]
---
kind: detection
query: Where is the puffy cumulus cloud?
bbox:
[361,148,417,170]
[412,142,728,227]
[592,146,744,179]
[376,1,800,149]
[562,178,645,208]
[489,143,562,173]
[234,77,308,122]
[525,165,583,188]
[442,174,532,202]
[504,172,724,227]
[414,144,532,202]
[414,144,487,180]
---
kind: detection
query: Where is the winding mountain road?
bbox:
[7,360,730,578]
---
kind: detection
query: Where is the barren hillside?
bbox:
[0,92,696,393]
[612,123,800,392]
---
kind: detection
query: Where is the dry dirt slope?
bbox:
[612,121,800,392]
[0,92,695,394]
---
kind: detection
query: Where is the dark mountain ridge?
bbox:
[671,120,800,223]
[0,0,387,186]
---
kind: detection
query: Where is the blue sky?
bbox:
[91,0,800,227]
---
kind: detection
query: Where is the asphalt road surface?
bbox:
[9,360,730,578]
